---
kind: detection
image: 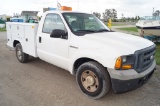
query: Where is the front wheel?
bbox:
[76,61,111,99]
[15,43,29,63]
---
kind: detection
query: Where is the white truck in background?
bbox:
[6,11,156,99]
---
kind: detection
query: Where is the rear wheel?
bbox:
[15,43,29,63]
[76,61,111,99]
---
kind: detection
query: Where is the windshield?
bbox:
[62,13,110,35]
[140,16,160,21]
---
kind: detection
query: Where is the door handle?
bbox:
[39,37,42,43]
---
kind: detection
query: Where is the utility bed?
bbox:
[6,22,39,57]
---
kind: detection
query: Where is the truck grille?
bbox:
[134,44,156,73]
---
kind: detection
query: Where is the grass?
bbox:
[0,28,6,32]
[155,43,160,65]
[105,23,126,26]
[117,27,138,32]
[111,23,126,26]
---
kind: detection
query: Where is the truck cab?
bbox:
[6,11,156,99]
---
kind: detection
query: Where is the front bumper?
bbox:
[107,60,156,93]
[111,68,155,93]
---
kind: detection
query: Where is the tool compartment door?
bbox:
[23,24,38,57]
[6,23,13,47]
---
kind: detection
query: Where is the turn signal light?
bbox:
[115,57,122,69]
[122,65,132,70]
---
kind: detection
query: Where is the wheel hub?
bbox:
[17,47,22,60]
[17,51,21,56]
[86,76,95,86]
[81,70,99,92]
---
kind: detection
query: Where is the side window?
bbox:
[42,14,65,33]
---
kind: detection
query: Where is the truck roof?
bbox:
[44,11,92,14]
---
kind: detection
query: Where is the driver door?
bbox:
[37,13,69,70]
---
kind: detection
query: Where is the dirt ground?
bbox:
[0,32,160,106]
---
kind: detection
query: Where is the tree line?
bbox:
[93,9,160,22]
[153,10,160,16]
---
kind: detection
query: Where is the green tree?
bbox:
[131,17,135,22]
[137,16,140,20]
[153,10,160,16]
[93,12,101,19]
[135,16,138,20]
[103,9,117,21]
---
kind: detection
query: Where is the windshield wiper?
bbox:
[97,29,109,32]
[76,30,96,32]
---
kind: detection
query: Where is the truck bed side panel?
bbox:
[23,25,38,57]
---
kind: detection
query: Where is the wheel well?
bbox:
[13,40,20,47]
[73,58,95,75]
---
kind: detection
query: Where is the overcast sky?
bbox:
[0,0,160,18]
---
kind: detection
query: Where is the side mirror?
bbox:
[50,29,67,38]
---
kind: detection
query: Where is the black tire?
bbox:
[76,61,111,99]
[15,43,29,63]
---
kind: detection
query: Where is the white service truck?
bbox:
[6,11,156,99]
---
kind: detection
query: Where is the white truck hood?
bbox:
[73,32,154,55]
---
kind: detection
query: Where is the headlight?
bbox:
[115,55,134,70]
[122,56,127,63]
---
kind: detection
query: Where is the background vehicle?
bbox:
[136,16,160,42]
